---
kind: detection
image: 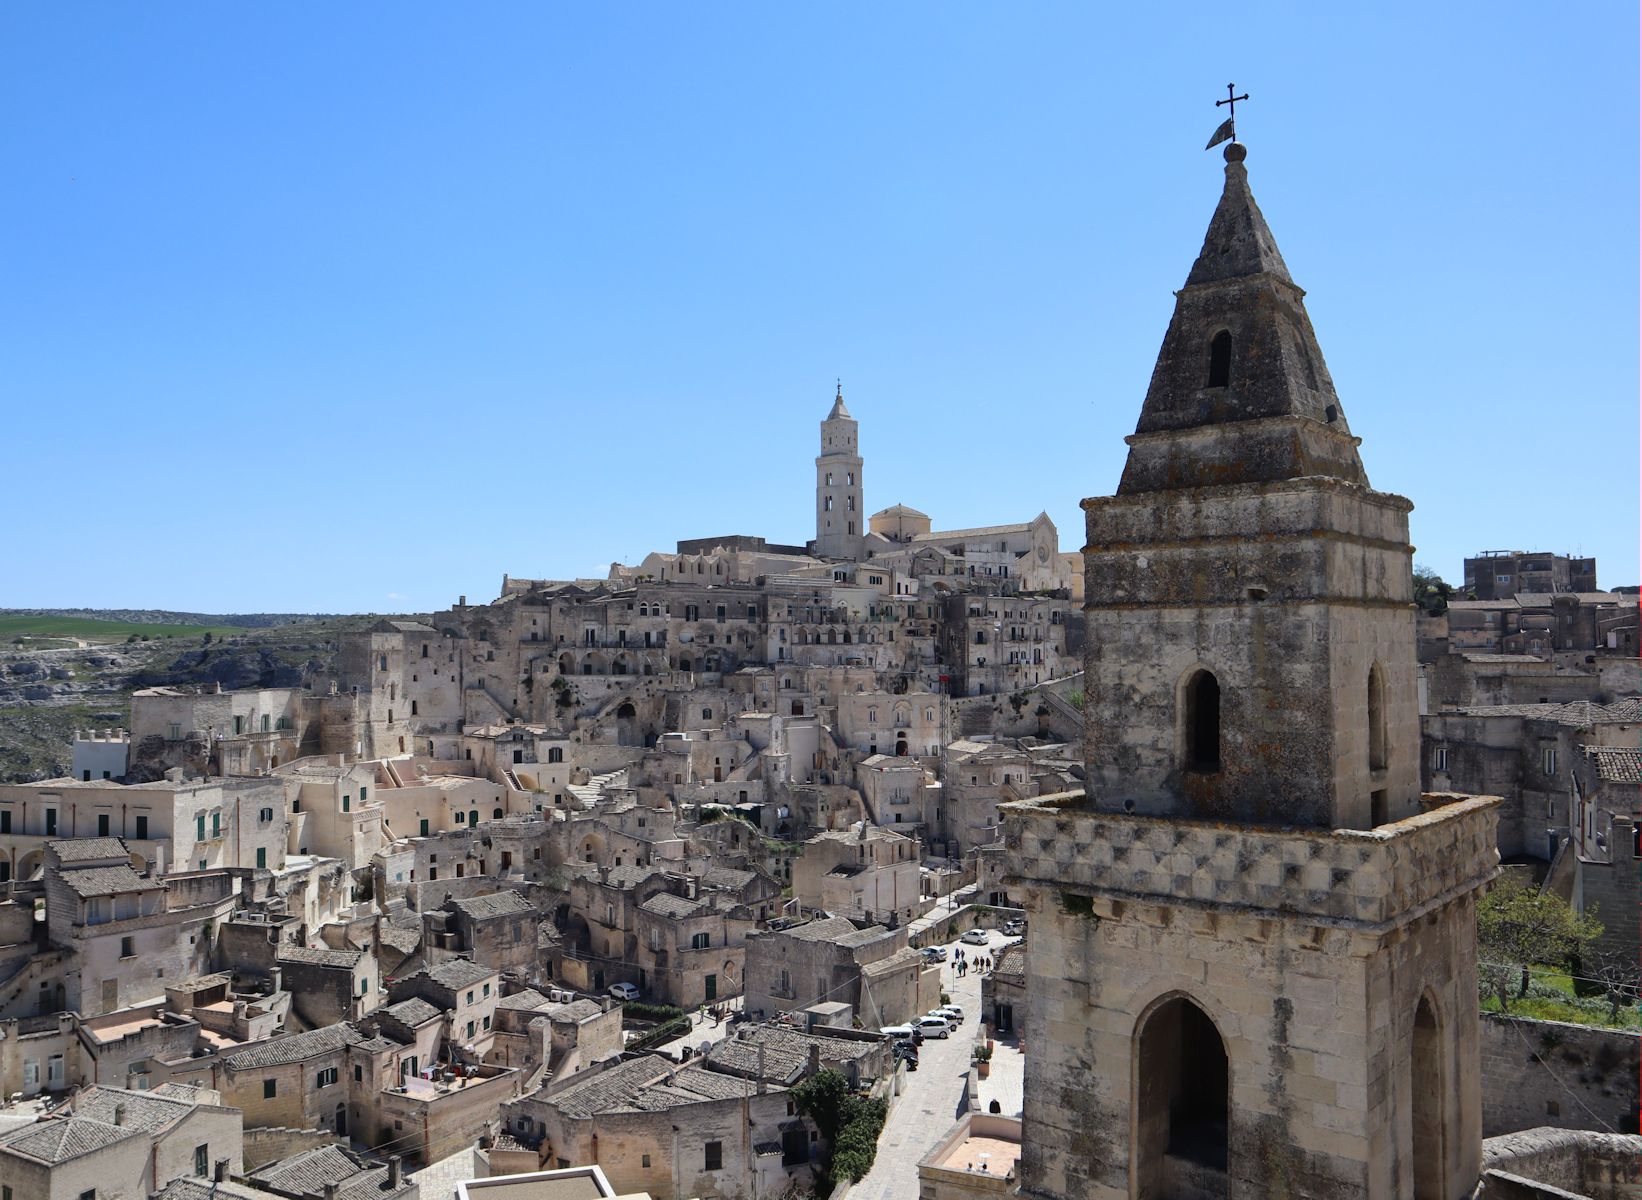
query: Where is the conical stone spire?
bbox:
[1184,143,1292,287]
[1117,143,1367,495]
[827,380,851,420]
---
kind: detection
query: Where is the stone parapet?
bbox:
[1003,789,1498,932]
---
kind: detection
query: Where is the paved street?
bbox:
[851,927,1015,1200]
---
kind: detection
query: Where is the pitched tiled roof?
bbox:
[638,892,705,920]
[495,989,550,1012]
[423,958,496,989]
[535,1054,785,1117]
[707,1024,875,1084]
[1587,745,1642,784]
[911,521,1034,541]
[378,924,423,956]
[1450,701,1642,727]
[699,866,758,893]
[250,1144,364,1193]
[223,1022,364,1070]
[382,997,442,1026]
[73,1086,193,1132]
[279,946,364,969]
[670,1066,755,1101]
[603,865,660,890]
[545,1056,674,1118]
[448,891,535,919]
[153,1179,272,1200]
[994,942,1027,979]
[49,838,129,862]
[860,946,922,979]
[0,1117,142,1163]
[544,999,604,1023]
[57,864,164,898]
[779,916,860,943]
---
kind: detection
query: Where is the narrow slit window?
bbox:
[1185,670,1222,773]
[1208,330,1232,387]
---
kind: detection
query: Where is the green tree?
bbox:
[1478,879,1602,1013]
[1412,563,1455,615]
[791,1069,888,1187]
[791,1068,850,1145]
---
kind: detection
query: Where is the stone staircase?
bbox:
[565,768,627,811]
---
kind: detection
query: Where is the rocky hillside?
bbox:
[0,611,421,782]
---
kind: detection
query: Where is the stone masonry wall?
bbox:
[1479,1015,1640,1138]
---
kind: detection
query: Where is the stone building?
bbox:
[632,888,753,1008]
[388,957,501,1054]
[275,945,380,1029]
[789,822,920,925]
[742,914,934,1026]
[501,1053,812,1200]
[1465,551,1599,601]
[426,889,540,976]
[0,1114,154,1200]
[1003,142,1499,1198]
[0,775,288,883]
[43,840,241,1017]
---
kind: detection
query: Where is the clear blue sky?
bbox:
[3,4,1636,614]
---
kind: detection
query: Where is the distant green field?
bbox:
[0,615,242,642]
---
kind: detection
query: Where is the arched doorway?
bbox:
[335,1103,347,1136]
[1412,996,1445,1199]
[1135,994,1228,1198]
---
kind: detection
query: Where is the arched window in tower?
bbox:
[847,471,854,485]
[1184,670,1221,773]
[847,496,855,511]
[824,496,833,511]
[826,473,833,486]
[1208,329,1232,388]
[1368,663,1387,771]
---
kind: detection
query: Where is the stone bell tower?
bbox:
[815,382,864,560]
[1003,142,1499,1200]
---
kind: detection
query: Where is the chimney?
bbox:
[388,1156,402,1188]
[214,1160,228,1182]
[325,1185,339,1200]
[756,1044,767,1095]
[807,1044,821,1077]
[113,1103,127,1126]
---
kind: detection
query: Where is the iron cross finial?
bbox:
[836,378,842,398]
[1216,82,1249,138]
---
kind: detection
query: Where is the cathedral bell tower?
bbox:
[1003,141,1499,1200]
[815,382,864,560]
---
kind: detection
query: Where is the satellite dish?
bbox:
[697,1041,712,1056]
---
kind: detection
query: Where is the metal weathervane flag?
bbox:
[1207,83,1248,149]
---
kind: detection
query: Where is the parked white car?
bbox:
[936,1004,965,1022]
[915,1016,952,1039]
[879,1024,915,1040]
[960,929,990,946]
[607,983,641,1002]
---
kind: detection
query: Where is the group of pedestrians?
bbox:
[952,947,994,977]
